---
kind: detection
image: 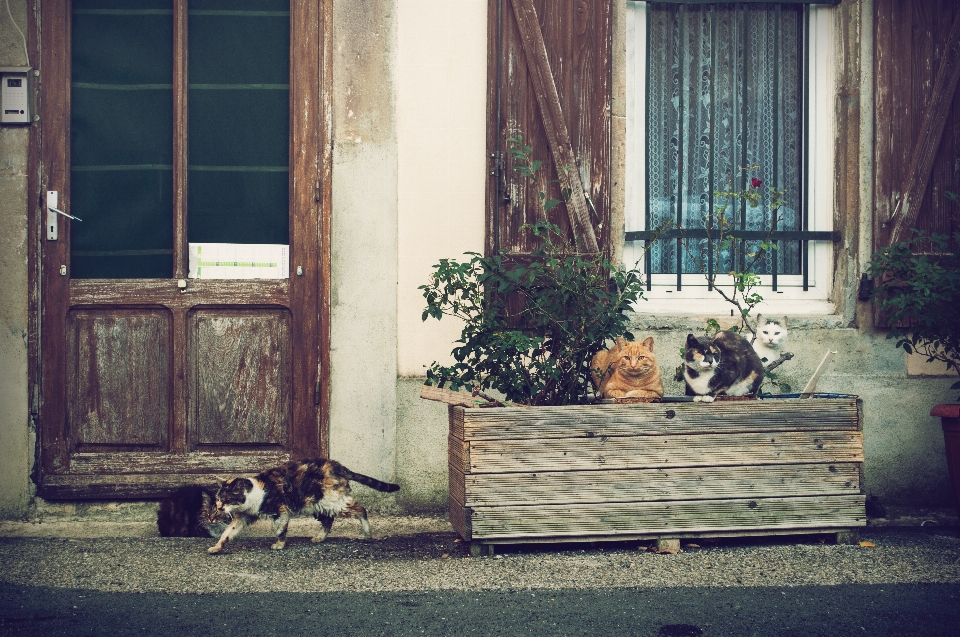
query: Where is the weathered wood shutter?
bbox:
[874,0,960,250]
[486,0,612,256]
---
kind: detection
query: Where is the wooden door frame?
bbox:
[28,0,332,499]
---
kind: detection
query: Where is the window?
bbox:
[625,2,836,314]
[69,0,290,279]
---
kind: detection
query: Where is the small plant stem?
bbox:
[764,352,794,373]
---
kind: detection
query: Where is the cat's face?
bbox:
[200,490,231,525]
[756,315,788,347]
[215,478,254,513]
[614,338,657,378]
[685,334,720,370]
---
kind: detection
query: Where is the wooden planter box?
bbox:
[447,398,865,555]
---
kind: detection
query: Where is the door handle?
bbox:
[46,191,82,241]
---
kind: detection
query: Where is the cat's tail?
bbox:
[343,469,400,493]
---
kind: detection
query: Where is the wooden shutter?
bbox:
[486,0,612,256]
[874,0,960,250]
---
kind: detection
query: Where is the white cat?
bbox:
[753,315,788,365]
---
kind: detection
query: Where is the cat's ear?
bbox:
[642,336,655,351]
[755,314,763,327]
[614,336,627,348]
[686,333,699,348]
[781,316,788,328]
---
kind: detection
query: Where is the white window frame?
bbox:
[625,2,836,316]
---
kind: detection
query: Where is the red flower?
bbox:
[751,177,763,189]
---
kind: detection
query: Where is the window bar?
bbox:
[644,2,652,291]
[676,4,685,292]
[707,4,716,291]
[801,6,810,291]
[771,4,781,292]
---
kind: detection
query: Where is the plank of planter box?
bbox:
[475,527,858,546]
[450,398,861,441]
[452,462,862,507]
[455,431,864,474]
[452,495,863,546]
[448,492,471,542]
[468,494,866,540]
[448,434,469,476]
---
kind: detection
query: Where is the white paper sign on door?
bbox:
[188,243,289,279]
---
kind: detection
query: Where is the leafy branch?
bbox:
[868,229,960,395]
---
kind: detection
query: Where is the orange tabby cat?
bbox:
[590,336,664,399]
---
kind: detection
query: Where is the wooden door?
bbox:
[37,0,331,499]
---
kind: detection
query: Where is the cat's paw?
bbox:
[693,395,715,403]
[270,540,286,550]
[310,535,327,544]
[207,544,223,554]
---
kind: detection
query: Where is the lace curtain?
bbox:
[645,2,803,276]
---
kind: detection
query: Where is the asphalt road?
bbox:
[2,582,959,637]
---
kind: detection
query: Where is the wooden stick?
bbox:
[508,0,599,252]
[801,350,837,397]
[764,352,794,373]
[420,385,485,407]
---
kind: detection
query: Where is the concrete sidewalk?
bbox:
[0,508,957,595]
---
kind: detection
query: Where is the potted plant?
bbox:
[868,229,960,517]
[417,141,865,553]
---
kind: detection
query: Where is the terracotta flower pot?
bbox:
[932,404,960,518]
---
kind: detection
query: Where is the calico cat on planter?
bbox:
[157,485,229,538]
[207,458,400,554]
[683,331,764,401]
[590,336,664,399]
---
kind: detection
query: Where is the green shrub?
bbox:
[420,221,645,406]
[867,230,960,392]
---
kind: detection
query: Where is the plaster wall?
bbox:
[0,0,955,521]
[395,0,487,377]
[329,0,400,493]
[0,0,32,518]
[394,0,487,506]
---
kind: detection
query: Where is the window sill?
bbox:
[627,299,841,331]
[632,297,835,317]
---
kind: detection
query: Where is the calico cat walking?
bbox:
[591,336,664,399]
[207,458,400,554]
[683,331,764,401]
[157,484,229,538]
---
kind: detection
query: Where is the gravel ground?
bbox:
[0,514,958,595]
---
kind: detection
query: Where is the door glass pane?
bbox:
[70,0,174,279]
[187,0,290,246]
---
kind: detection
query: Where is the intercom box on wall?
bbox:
[0,67,34,125]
